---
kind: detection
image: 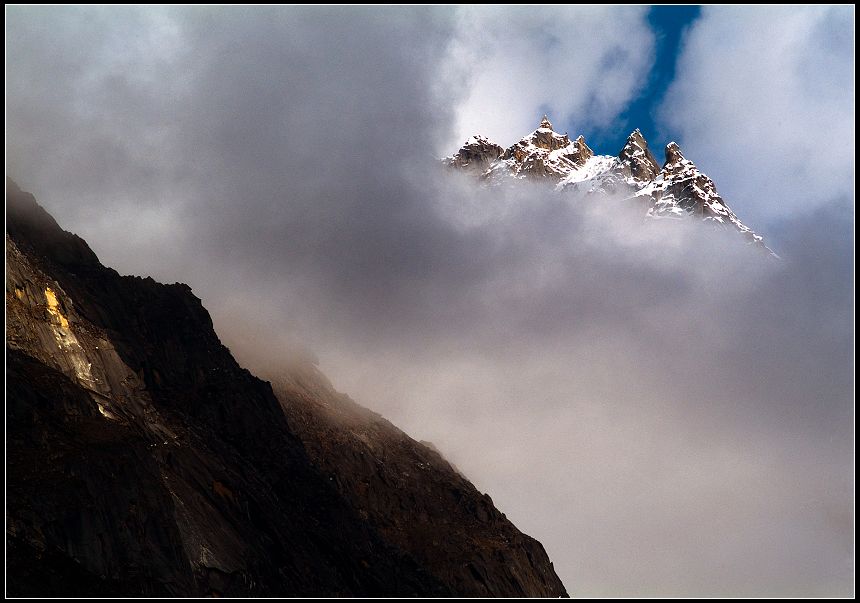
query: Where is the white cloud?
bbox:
[659,6,854,226]
[439,6,655,151]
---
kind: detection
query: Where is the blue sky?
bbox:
[445,6,704,160]
[584,6,701,154]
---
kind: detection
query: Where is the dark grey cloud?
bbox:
[6,7,853,596]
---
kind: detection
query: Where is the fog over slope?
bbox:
[6,6,853,596]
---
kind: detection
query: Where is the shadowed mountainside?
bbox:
[5,179,567,597]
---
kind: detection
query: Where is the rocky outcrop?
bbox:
[617,129,660,184]
[447,117,773,252]
[633,142,769,248]
[492,117,599,180]
[570,135,595,166]
[5,179,568,597]
[663,140,686,170]
[447,135,505,175]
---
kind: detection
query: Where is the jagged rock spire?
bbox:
[662,142,691,176]
[443,119,773,254]
[618,129,659,183]
[446,134,504,174]
[627,128,646,146]
[570,135,594,165]
[664,141,685,165]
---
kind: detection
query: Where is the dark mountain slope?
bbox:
[271,365,566,597]
[5,179,567,597]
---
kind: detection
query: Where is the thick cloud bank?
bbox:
[6,6,853,596]
[660,6,854,225]
[441,6,655,151]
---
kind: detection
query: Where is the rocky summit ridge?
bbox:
[446,116,772,252]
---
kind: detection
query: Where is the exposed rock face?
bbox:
[663,140,686,169]
[5,179,568,597]
[634,142,767,246]
[447,116,773,252]
[571,135,595,165]
[488,117,598,180]
[270,366,566,597]
[617,129,660,184]
[447,135,505,175]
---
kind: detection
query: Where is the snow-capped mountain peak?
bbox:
[445,116,774,254]
[618,129,660,184]
[457,116,598,181]
[663,141,690,172]
[446,134,504,175]
[640,141,770,249]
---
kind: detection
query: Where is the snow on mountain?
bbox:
[642,142,766,246]
[446,116,774,254]
[445,134,504,175]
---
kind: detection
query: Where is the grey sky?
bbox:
[5,6,854,596]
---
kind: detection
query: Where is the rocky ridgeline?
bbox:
[446,116,771,251]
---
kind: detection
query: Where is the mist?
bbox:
[6,6,853,596]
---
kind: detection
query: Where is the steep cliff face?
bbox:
[5,180,567,597]
[270,366,566,597]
